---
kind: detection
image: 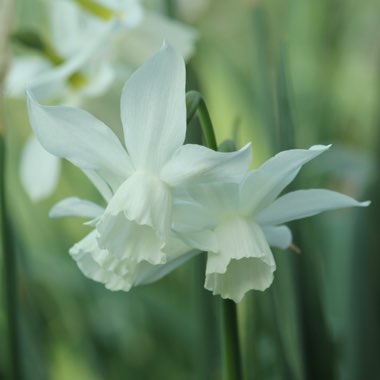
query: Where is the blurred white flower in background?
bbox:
[173,146,370,302]
[7,0,198,201]
[27,45,251,291]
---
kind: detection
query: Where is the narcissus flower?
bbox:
[173,145,370,302]
[10,0,198,202]
[27,44,251,287]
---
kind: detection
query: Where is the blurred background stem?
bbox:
[0,136,22,380]
[1,1,21,379]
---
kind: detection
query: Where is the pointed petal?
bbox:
[256,189,370,225]
[240,145,330,215]
[161,143,252,187]
[261,225,292,249]
[96,213,166,265]
[49,197,104,219]
[120,44,186,171]
[69,231,133,291]
[20,136,61,201]
[27,92,133,191]
[205,218,275,302]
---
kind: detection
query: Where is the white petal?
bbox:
[102,172,172,238]
[174,229,218,253]
[96,173,172,265]
[119,11,198,66]
[180,183,240,226]
[134,236,197,285]
[27,92,133,191]
[96,213,166,265]
[4,56,51,97]
[261,225,292,249]
[49,197,104,219]
[256,189,370,225]
[70,231,133,291]
[80,61,115,97]
[205,217,276,302]
[161,143,252,187]
[172,199,219,252]
[240,145,331,216]
[172,200,218,231]
[206,217,271,273]
[205,218,275,302]
[50,0,84,57]
[70,230,195,292]
[28,21,115,102]
[20,136,61,201]
[134,249,199,286]
[205,256,275,303]
[120,44,186,171]
[82,169,113,202]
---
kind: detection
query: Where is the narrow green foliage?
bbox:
[0,135,22,380]
[186,90,202,125]
[185,91,218,151]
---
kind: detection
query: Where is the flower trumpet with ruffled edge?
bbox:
[27,44,252,290]
[172,145,370,302]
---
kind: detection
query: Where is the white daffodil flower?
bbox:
[6,1,115,103]
[12,0,198,202]
[49,197,198,291]
[9,1,116,201]
[173,145,370,303]
[73,0,198,66]
[27,44,252,281]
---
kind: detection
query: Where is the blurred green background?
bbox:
[1,0,379,379]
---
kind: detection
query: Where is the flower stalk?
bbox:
[222,300,243,380]
[190,92,243,379]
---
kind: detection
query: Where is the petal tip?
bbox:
[310,144,332,151]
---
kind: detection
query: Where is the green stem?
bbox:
[186,91,218,151]
[0,136,22,380]
[222,300,243,380]
[189,92,242,379]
